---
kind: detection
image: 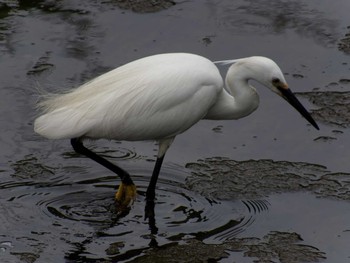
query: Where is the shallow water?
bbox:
[1,0,350,262]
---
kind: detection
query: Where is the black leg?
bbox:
[145,198,158,232]
[70,138,134,185]
[145,156,164,201]
[144,156,164,222]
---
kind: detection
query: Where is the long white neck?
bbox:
[205,64,260,120]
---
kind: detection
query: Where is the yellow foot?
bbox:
[115,182,137,208]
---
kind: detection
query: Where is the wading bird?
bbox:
[34,53,319,207]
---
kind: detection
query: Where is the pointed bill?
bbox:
[278,87,319,130]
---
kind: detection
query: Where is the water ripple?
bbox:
[40,191,113,223]
[63,144,140,161]
[1,157,268,261]
[18,166,261,261]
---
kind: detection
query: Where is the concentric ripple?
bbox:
[36,166,262,237]
[64,144,141,161]
[2,154,270,261]
[10,162,264,261]
[95,146,140,161]
[38,191,114,224]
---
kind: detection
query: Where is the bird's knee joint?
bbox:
[71,138,83,153]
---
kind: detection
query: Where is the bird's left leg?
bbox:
[70,138,136,207]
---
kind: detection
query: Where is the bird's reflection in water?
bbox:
[145,199,158,235]
[112,194,160,250]
[145,199,159,248]
[111,183,269,251]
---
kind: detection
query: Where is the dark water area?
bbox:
[1,0,350,262]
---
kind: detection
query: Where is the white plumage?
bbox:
[35,53,226,142]
[34,53,318,202]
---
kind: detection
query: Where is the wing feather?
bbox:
[34,53,223,140]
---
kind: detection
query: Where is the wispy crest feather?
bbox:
[213,59,242,66]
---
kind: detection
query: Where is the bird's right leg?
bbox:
[70,138,136,207]
[144,138,174,221]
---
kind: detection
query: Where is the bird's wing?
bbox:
[34,54,223,141]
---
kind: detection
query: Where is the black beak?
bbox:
[278,87,319,130]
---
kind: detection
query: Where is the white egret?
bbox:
[34,53,319,206]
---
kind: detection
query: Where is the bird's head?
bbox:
[221,56,319,130]
[253,56,319,130]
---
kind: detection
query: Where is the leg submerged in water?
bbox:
[144,138,174,221]
[70,137,173,208]
[70,138,136,206]
[145,138,174,201]
[146,156,165,201]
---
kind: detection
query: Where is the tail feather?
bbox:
[34,108,91,139]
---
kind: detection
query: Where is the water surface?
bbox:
[1,0,350,262]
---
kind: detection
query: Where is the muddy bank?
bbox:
[130,231,325,263]
[298,91,350,128]
[186,158,350,201]
[338,26,350,54]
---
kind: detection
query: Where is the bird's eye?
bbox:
[272,78,280,84]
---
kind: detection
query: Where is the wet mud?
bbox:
[338,26,350,54]
[104,231,327,263]
[297,91,350,128]
[131,231,326,263]
[186,158,350,201]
